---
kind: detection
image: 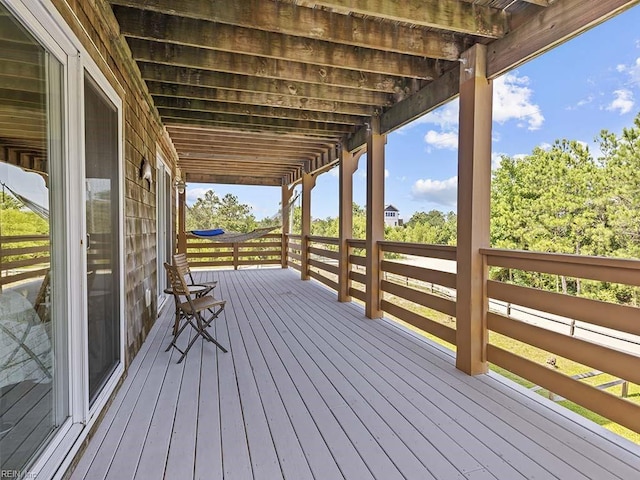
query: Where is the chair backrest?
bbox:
[164,262,191,297]
[173,253,195,283]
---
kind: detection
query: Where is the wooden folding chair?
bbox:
[173,253,217,296]
[164,262,227,363]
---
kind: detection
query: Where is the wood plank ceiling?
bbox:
[108,0,638,186]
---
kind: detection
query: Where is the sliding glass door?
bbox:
[84,75,120,405]
[0,2,68,470]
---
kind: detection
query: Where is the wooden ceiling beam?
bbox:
[487,0,640,78]
[182,165,296,176]
[0,75,43,94]
[114,7,445,79]
[139,64,390,111]
[160,109,354,134]
[153,96,365,126]
[519,0,553,6]
[166,120,345,138]
[185,172,283,186]
[128,38,421,94]
[176,148,315,161]
[309,0,507,37]
[110,0,467,60]
[148,82,377,117]
[179,158,307,169]
[167,124,341,143]
[173,136,330,153]
[0,88,44,106]
[182,166,304,177]
[173,141,331,156]
[380,67,460,134]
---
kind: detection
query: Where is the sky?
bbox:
[185,4,640,223]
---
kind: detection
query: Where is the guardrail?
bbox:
[380,242,457,346]
[186,233,283,269]
[0,234,50,287]
[481,248,640,434]
[306,236,339,292]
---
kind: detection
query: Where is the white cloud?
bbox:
[607,89,635,114]
[491,152,505,170]
[630,58,640,85]
[424,130,458,150]
[415,100,460,129]
[385,169,390,178]
[185,187,210,205]
[615,57,640,85]
[411,176,458,207]
[328,165,339,177]
[567,95,594,110]
[538,142,552,151]
[493,73,544,130]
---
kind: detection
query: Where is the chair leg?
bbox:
[195,311,228,353]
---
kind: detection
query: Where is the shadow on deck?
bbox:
[70,268,640,480]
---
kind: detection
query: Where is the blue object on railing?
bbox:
[191,228,225,237]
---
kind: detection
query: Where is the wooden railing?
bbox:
[346,238,366,302]
[0,234,50,287]
[482,248,640,434]
[287,234,302,272]
[380,242,457,346]
[186,233,283,269]
[306,236,339,291]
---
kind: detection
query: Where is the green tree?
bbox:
[186,189,256,233]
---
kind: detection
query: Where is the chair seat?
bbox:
[179,296,225,314]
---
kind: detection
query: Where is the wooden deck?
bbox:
[70,268,640,480]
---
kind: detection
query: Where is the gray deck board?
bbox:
[69,268,640,480]
[274,271,583,479]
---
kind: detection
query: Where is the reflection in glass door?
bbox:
[84,75,120,405]
[0,3,68,471]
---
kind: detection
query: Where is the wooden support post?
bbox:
[281,184,292,268]
[338,146,363,302]
[233,243,239,270]
[365,116,385,318]
[177,189,187,255]
[300,171,316,280]
[455,44,492,375]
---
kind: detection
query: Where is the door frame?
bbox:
[156,152,172,312]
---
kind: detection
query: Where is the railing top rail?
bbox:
[308,235,339,245]
[0,234,50,242]
[380,241,456,260]
[481,247,640,286]
[481,248,640,270]
[346,239,366,247]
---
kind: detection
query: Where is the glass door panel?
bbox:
[84,75,120,405]
[0,3,68,471]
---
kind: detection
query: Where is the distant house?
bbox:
[384,204,402,227]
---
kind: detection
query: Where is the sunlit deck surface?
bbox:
[70,268,640,480]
